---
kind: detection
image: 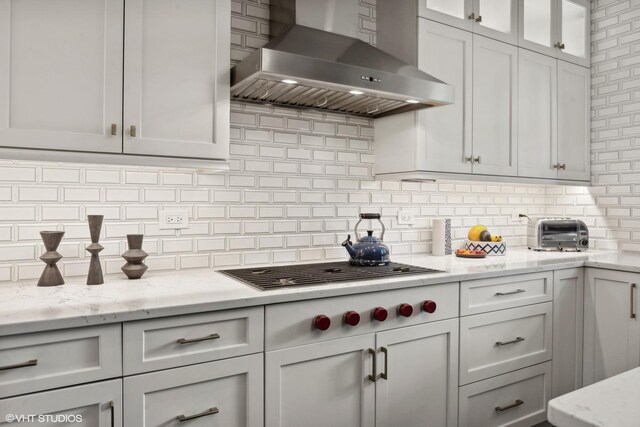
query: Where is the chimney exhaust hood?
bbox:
[230,0,453,118]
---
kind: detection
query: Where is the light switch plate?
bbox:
[159,209,189,229]
[397,209,416,225]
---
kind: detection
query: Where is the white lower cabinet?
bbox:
[459,361,552,427]
[265,320,459,427]
[0,379,122,426]
[583,268,640,386]
[124,353,263,427]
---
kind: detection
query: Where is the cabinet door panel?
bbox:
[124,0,229,160]
[518,50,558,179]
[416,20,473,174]
[418,0,474,31]
[558,60,590,182]
[519,0,558,57]
[376,319,459,427]
[559,0,590,67]
[0,0,123,153]
[584,269,640,386]
[474,0,518,44]
[472,35,518,176]
[265,335,375,427]
[0,380,122,427]
[552,268,584,398]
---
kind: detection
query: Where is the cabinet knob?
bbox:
[475,15,482,22]
[555,42,565,50]
[423,300,437,313]
[314,315,331,331]
[343,311,360,326]
[468,12,475,20]
[474,156,481,164]
[372,307,388,322]
[111,124,117,136]
[397,303,413,317]
[465,156,473,163]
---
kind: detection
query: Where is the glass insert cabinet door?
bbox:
[520,0,556,51]
[475,0,518,43]
[559,0,589,62]
[421,0,474,30]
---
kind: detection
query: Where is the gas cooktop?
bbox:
[219,261,442,291]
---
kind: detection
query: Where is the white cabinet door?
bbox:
[0,0,123,153]
[0,380,122,427]
[265,335,375,427]
[124,354,263,427]
[416,20,473,174]
[472,35,518,176]
[583,269,640,386]
[557,60,590,182]
[558,0,590,67]
[473,0,519,44]
[418,0,474,31]
[518,50,558,179]
[376,319,459,427]
[552,268,584,398]
[518,0,558,57]
[123,0,230,160]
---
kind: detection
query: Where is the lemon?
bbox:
[468,225,487,241]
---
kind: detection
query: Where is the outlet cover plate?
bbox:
[159,209,189,229]
[397,209,416,225]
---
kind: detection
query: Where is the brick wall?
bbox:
[0,0,607,284]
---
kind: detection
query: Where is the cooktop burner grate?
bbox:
[219,262,442,291]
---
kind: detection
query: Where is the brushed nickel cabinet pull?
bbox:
[130,125,136,137]
[465,156,474,163]
[468,12,475,20]
[559,163,566,170]
[176,407,219,422]
[0,359,37,371]
[475,156,481,164]
[475,15,482,22]
[496,337,525,346]
[368,348,377,382]
[111,124,117,136]
[495,289,525,296]
[631,283,636,319]
[552,163,559,169]
[109,401,115,427]
[555,42,565,50]
[176,333,220,344]
[495,399,524,412]
[381,346,389,380]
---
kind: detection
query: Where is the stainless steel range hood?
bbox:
[230,0,453,118]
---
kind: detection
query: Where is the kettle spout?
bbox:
[341,234,356,259]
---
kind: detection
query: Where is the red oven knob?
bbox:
[423,300,437,313]
[344,311,360,326]
[398,303,413,317]
[314,315,331,331]
[372,307,388,322]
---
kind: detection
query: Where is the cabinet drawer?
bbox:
[123,307,263,375]
[460,303,552,384]
[0,324,122,398]
[459,362,551,427]
[124,353,263,427]
[461,272,553,316]
[0,379,122,426]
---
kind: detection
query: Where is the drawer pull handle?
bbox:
[495,289,525,296]
[109,401,115,427]
[0,359,37,371]
[381,346,389,380]
[176,407,219,422]
[631,283,636,319]
[176,333,220,344]
[496,337,525,346]
[368,348,376,382]
[495,399,524,412]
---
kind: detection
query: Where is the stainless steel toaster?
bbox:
[526,217,589,251]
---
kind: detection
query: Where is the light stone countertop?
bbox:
[2,248,640,335]
[548,367,640,427]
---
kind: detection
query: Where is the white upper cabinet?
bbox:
[0,0,123,153]
[419,0,474,30]
[472,35,518,177]
[519,0,590,67]
[123,0,229,160]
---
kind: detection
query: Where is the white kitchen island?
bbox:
[548,367,640,427]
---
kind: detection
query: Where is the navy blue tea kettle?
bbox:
[341,213,390,266]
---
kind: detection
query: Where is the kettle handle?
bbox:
[355,213,385,241]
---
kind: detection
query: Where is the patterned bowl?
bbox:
[464,240,507,256]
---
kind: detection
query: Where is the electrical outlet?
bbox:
[159,209,189,229]
[397,209,416,225]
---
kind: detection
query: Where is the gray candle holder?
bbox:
[121,234,148,280]
[38,231,65,287]
[86,215,104,285]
